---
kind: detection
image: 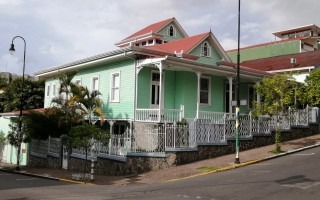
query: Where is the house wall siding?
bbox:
[227,40,301,62]
[44,59,135,119]
[158,22,186,42]
[175,72,197,118]
[164,70,176,109]
[44,78,60,108]
[137,67,152,108]
[189,39,222,65]
[77,59,135,119]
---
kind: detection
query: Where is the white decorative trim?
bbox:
[91,76,100,92]
[110,72,121,103]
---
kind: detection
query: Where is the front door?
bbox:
[151,72,162,108]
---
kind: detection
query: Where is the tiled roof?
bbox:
[122,18,174,41]
[144,32,209,54]
[241,50,320,71]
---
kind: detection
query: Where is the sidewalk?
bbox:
[1,134,320,185]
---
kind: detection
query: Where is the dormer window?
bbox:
[167,25,175,37]
[201,42,211,57]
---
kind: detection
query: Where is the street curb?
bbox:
[0,167,91,185]
[165,142,320,183]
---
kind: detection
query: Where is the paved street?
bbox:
[1,146,320,200]
[0,171,72,191]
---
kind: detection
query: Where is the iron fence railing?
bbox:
[29,107,319,159]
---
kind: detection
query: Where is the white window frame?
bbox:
[167,25,176,37]
[92,76,99,92]
[110,72,120,103]
[201,42,211,57]
[199,76,211,106]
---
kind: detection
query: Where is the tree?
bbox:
[254,73,303,153]
[0,78,45,113]
[305,68,320,107]
[51,72,83,131]
[7,117,29,152]
[68,124,107,173]
[77,87,105,125]
[23,108,70,140]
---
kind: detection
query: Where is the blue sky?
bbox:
[0,0,319,75]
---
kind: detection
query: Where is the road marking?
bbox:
[292,153,315,156]
[282,181,320,190]
[16,178,38,181]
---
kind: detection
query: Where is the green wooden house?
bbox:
[35,18,270,134]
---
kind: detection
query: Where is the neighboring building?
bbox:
[227,24,320,62]
[241,50,320,83]
[0,111,28,166]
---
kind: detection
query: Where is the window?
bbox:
[141,41,147,46]
[52,84,56,97]
[248,85,256,109]
[148,40,153,45]
[92,77,99,91]
[46,84,50,97]
[200,76,211,105]
[111,72,120,102]
[156,39,162,44]
[167,25,175,37]
[201,42,211,57]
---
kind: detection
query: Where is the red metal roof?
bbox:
[122,18,174,41]
[241,50,320,71]
[144,32,209,54]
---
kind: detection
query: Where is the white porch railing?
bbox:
[198,111,225,123]
[135,106,184,122]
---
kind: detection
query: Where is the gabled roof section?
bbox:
[116,17,188,47]
[144,32,232,62]
[241,50,320,72]
[144,32,209,53]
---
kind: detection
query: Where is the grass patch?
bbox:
[269,149,285,154]
[197,166,220,172]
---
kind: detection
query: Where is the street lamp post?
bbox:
[9,36,26,171]
[235,0,241,164]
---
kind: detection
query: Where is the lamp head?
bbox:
[9,43,15,55]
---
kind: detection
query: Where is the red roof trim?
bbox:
[122,18,174,41]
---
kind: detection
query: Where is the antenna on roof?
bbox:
[209,27,212,33]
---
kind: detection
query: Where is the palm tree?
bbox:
[77,86,105,125]
[51,72,83,130]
